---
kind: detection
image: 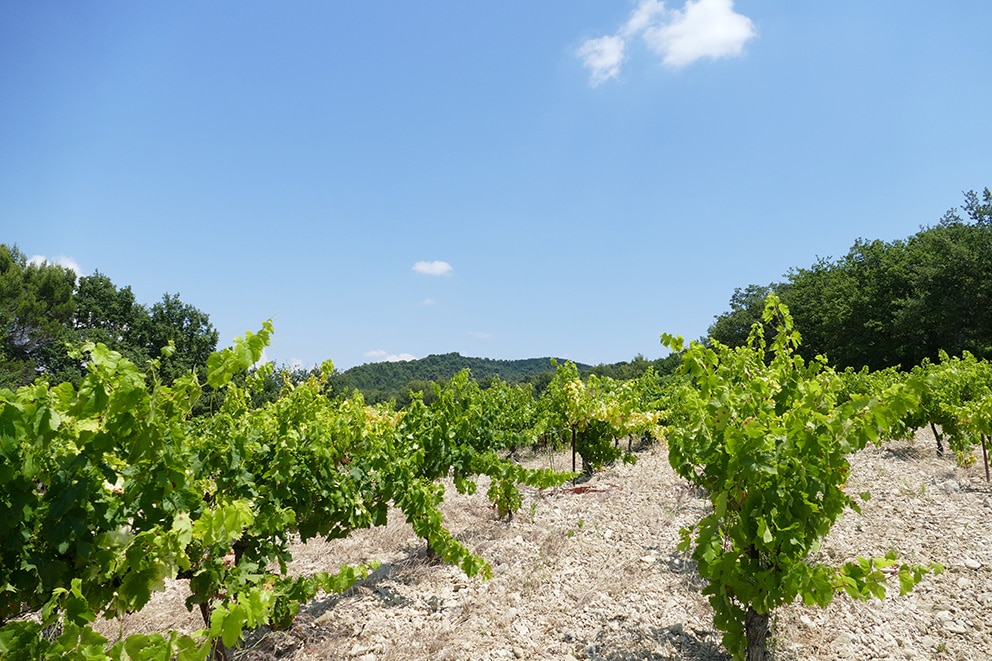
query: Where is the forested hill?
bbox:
[327,352,590,404]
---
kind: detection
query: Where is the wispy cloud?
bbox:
[577,0,756,85]
[422,298,437,306]
[364,349,417,363]
[28,254,83,276]
[468,331,494,341]
[575,35,627,87]
[621,0,668,37]
[412,260,453,276]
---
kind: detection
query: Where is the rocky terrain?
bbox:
[98,428,991,660]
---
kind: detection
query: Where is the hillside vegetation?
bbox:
[325,353,590,406]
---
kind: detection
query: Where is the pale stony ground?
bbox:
[95,428,992,660]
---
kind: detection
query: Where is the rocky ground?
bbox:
[97,428,992,660]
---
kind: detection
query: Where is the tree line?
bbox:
[1,243,680,406]
[11,187,988,402]
[0,245,218,390]
[709,188,992,370]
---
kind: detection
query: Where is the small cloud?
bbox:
[644,0,757,69]
[576,35,627,87]
[422,298,437,306]
[412,260,453,276]
[28,254,83,276]
[577,0,755,85]
[468,331,494,341]
[288,358,303,371]
[364,349,417,363]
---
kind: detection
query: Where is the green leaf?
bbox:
[714,491,728,519]
[206,322,274,388]
[758,518,775,544]
[222,604,247,647]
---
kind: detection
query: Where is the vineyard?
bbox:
[81,432,992,661]
[2,298,992,660]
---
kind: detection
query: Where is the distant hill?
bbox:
[326,352,590,405]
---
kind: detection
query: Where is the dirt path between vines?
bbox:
[97,428,992,660]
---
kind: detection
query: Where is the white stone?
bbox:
[834,632,857,646]
[943,620,968,634]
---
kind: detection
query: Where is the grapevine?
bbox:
[0,324,570,659]
[661,294,942,661]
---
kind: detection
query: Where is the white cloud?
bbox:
[576,35,627,87]
[28,254,83,276]
[469,331,494,340]
[644,0,756,69]
[422,298,437,306]
[412,260,453,276]
[364,349,417,363]
[621,0,667,37]
[577,0,755,85]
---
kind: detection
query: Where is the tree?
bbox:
[943,187,992,226]
[72,272,151,367]
[709,188,992,371]
[0,245,77,387]
[893,220,992,364]
[788,238,913,370]
[1,248,224,393]
[140,293,219,384]
[708,283,779,349]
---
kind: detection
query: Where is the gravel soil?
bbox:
[95,428,992,660]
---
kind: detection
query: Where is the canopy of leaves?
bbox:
[0,244,218,390]
[708,189,992,370]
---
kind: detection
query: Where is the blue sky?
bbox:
[3,1,991,370]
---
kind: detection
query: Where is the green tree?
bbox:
[708,283,779,349]
[0,245,77,387]
[892,219,992,364]
[140,292,219,384]
[787,239,913,370]
[944,186,992,226]
[72,272,151,366]
[709,189,992,371]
